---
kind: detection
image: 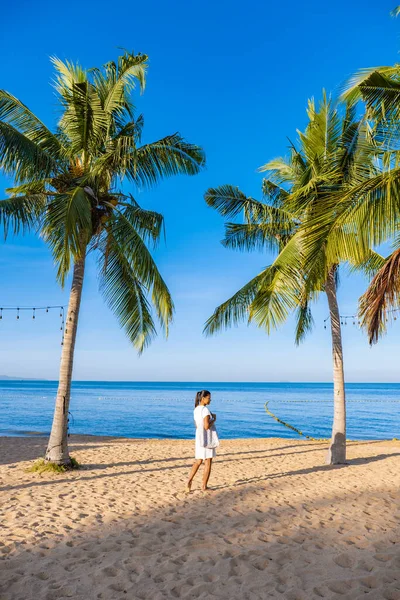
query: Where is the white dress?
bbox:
[194,405,216,459]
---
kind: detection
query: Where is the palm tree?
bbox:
[0,52,205,465]
[204,94,379,464]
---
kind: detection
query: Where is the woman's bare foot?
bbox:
[185,481,192,493]
[201,486,212,492]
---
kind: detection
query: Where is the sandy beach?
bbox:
[1,436,400,599]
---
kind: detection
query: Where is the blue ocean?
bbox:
[1,381,400,441]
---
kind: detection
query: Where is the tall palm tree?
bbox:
[204,94,379,464]
[0,52,205,465]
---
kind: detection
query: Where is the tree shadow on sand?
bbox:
[2,447,400,495]
[0,435,394,469]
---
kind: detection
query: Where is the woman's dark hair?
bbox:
[195,390,211,407]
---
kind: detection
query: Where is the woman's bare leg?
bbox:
[186,459,203,492]
[202,458,212,491]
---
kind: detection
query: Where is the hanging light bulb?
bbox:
[0,308,2,320]
[46,307,49,313]
[32,308,36,320]
[16,308,20,320]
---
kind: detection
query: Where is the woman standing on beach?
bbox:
[186,390,217,492]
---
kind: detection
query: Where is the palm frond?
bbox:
[98,235,157,353]
[108,211,173,334]
[259,157,297,185]
[115,115,144,143]
[119,196,164,246]
[42,187,92,285]
[294,301,314,345]
[0,122,58,181]
[343,67,400,121]
[223,222,292,252]
[99,51,147,117]
[359,247,400,343]
[205,184,287,221]
[0,90,64,157]
[6,180,49,196]
[346,248,386,278]
[249,268,301,333]
[0,194,46,237]
[128,134,205,187]
[204,268,273,336]
[58,79,108,160]
[261,179,289,207]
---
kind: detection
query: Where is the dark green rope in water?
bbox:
[264,402,329,441]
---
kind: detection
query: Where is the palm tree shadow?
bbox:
[83,440,390,471]
[0,436,394,469]
[213,452,400,490]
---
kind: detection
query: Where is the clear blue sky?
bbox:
[1,0,400,382]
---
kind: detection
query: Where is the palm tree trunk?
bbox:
[45,250,86,465]
[325,265,346,465]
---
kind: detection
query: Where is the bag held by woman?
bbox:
[202,409,220,449]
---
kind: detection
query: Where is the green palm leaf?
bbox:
[205,184,286,221]
[294,301,314,345]
[204,268,274,336]
[118,196,164,245]
[0,121,58,181]
[0,90,64,157]
[129,134,205,187]
[108,210,173,335]
[223,222,291,252]
[98,235,157,353]
[0,194,46,236]
[42,187,92,284]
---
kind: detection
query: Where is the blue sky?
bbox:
[1,0,400,382]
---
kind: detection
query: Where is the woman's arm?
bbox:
[203,415,215,430]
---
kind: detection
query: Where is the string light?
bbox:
[324,308,400,329]
[60,307,65,345]
[0,305,67,344]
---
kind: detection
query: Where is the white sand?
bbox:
[1,435,400,599]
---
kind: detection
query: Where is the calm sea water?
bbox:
[0,381,400,440]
